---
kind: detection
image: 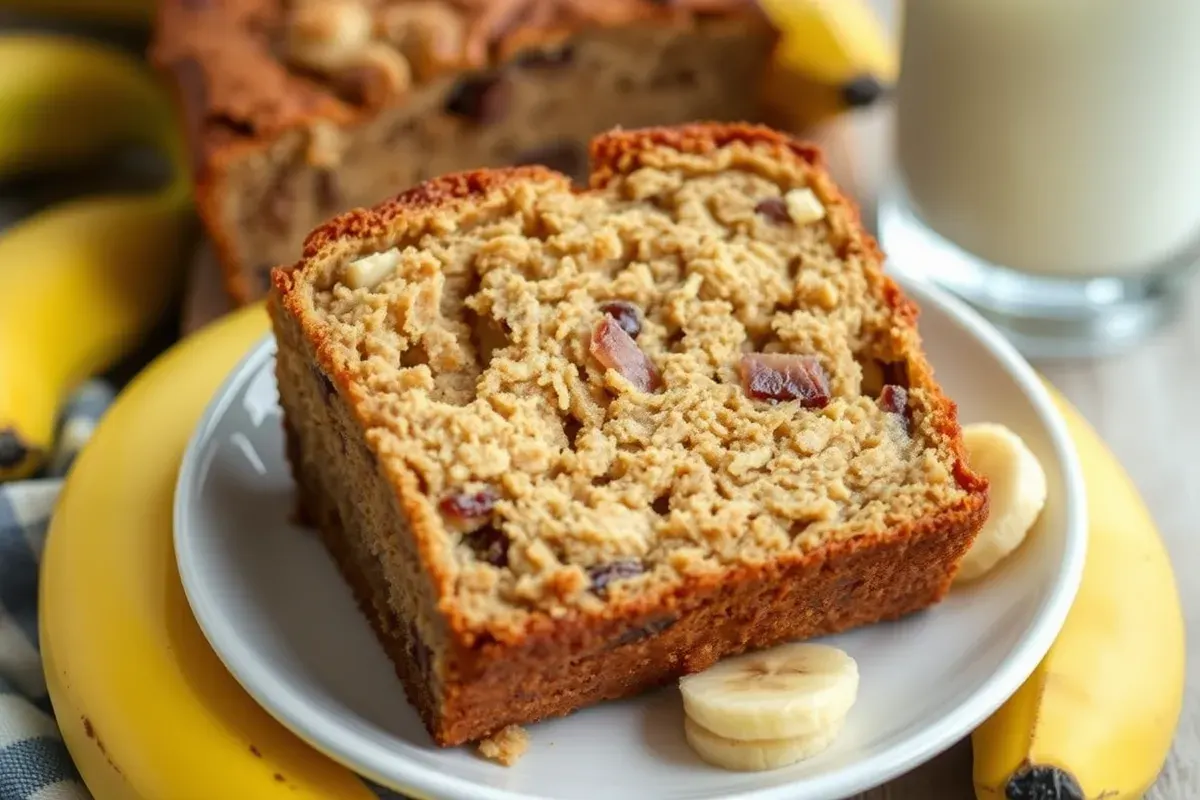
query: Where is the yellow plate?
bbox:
[36,302,1155,800]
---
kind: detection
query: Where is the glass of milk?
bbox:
[877,0,1200,358]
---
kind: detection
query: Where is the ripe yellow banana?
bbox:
[40,303,379,800]
[971,385,1186,800]
[0,36,193,480]
[0,37,172,178]
[760,0,898,133]
[0,0,154,26]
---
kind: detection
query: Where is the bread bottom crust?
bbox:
[287,421,983,746]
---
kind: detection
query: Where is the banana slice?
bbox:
[679,642,858,741]
[684,715,844,772]
[954,422,1048,584]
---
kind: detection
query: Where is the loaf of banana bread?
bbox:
[152,0,778,305]
[268,123,989,747]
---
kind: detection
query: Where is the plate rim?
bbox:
[174,275,1088,800]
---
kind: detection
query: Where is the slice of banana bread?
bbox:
[152,0,777,305]
[269,123,989,747]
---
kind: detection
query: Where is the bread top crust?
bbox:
[272,123,987,644]
[151,0,769,172]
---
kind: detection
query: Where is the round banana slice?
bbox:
[684,715,844,772]
[954,422,1048,584]
[679,642,859,741]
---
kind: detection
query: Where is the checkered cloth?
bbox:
[0,383,406,800]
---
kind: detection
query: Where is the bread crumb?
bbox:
[477,725,529,766]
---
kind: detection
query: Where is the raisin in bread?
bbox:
[268,123,989,746]
[151,0,777,305]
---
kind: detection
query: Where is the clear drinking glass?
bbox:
[876,0,1200,358]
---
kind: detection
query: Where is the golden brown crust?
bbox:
[298,164,567,260]
[270,122,989,746]
[295,430,986,746]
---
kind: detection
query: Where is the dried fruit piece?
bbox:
[591,317,661,392]
[464,525,509,567]
[879,385,911,433]
[588,559,645,594]
[445,73,511,123]
[599,300,643,339]
[878,384,908,415]
[754,197,790,224]
[343,247,401,289]
[739,353,830,408]
[439,486,498,519]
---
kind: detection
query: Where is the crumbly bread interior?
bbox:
[282,136,971,638]
[212,18,773,298]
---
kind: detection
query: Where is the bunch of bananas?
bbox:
[0,34,193,480]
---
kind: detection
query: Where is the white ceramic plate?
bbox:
[175,277,1086,800]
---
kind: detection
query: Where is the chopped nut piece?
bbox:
[342,247,401,289]
[590,317,661,392]
[377,1,464,79]
[334,43,412,105]
[784,188,826,225]
[739,353,830,408]
[284,0,372,73]
[477,725,529,766]
[599,300,643,339]
[439,486,498,519]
